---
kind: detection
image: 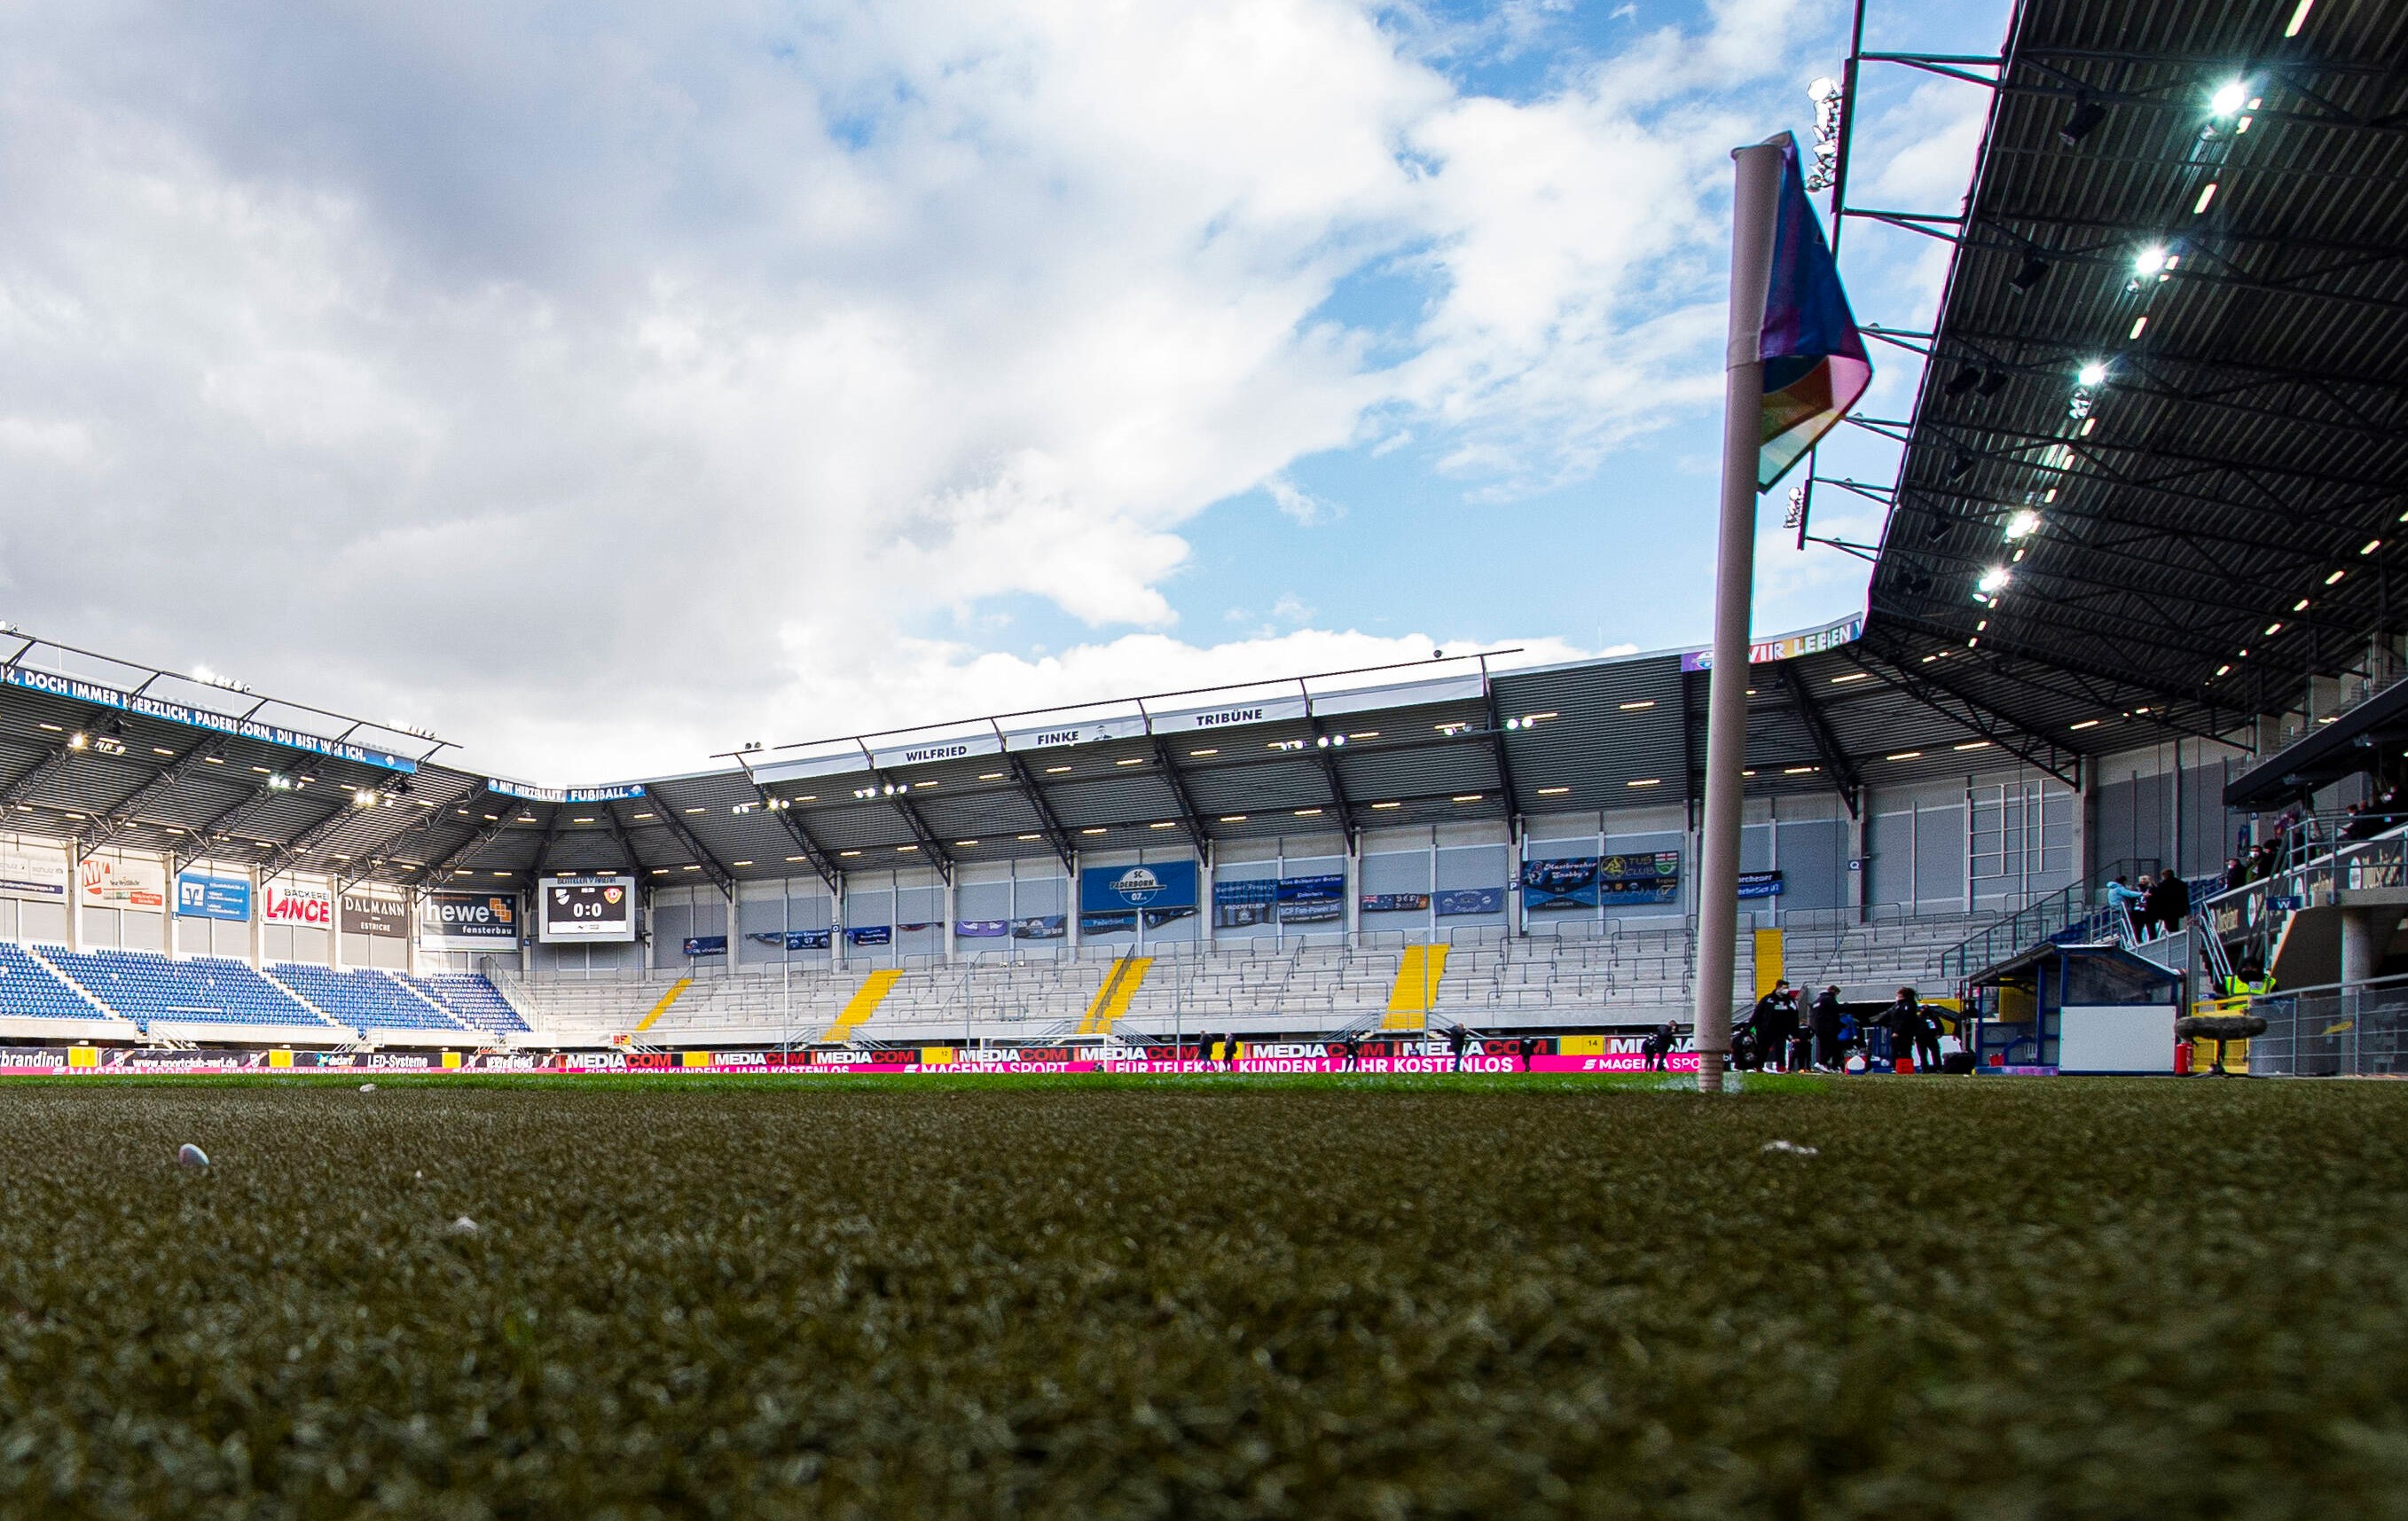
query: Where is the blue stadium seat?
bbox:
[0,943,112,1020]
[407,974,529,1034]
[269,964,468,1034]
[45,947,331,1029]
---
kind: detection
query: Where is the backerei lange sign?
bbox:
[422,890,517,947]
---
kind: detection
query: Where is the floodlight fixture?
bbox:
[2210,80,2248,117]
[2076,360,2109,388]
[2010,255,2049,293]
[2059,98,2106,145]
[1976,566,2012,595]
[2004,509,2042,542]
[2133,245,2170,278]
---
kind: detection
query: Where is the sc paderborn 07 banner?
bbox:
[1756,132,1871,490]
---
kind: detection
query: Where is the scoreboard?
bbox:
[539,875,637,943]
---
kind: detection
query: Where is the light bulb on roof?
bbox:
[2075,361,2109,388]
[1976,566,2012,595]
[2209,80,2248,117]
[2132,246,2170,278]
[2004,509,2041,542]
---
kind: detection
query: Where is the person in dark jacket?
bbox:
[1516,1035,1539,1070]
[1340,1031,1362,1072]
[1911,1000,1944,1071]
[1447,1023,1471,1072]
[1748,981,1796,1072]
[1642,1021,1675,1071]
[1879,987,1923,1070]
[2153,872,2192,936]
[1810,987,1843,1070]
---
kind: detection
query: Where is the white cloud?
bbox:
[0,0,1844,779]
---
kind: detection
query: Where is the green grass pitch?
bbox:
[0,1073,2398,1517]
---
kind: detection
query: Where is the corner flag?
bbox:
[1755,132,1871,490]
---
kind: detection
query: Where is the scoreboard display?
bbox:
[539,875,637,943]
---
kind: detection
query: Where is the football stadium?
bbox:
[1,0,2405,1513]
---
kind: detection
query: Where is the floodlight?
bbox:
[2059,99,2106,145]
[2076,360,2109,388]
[2004,509,2042,542]
[2210,81,2247,117]
[2010,255,2050,293]
[1976,567,2012,595]
[2133,245,2170,277]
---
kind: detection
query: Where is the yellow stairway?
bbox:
[1079,955,1152,1036]
[1382,945,1449,1031]
[821,968,903,1042]
[632,977,694,1035]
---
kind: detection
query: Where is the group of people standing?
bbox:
[2101,872,2192,941]
[1738,981,1946,1072]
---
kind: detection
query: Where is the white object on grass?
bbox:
[360,1082,376,1093]
[450,1216,480,1235]
[1761,1139,1820,1157]
[176,1143,208,1169]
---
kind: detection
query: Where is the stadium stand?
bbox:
[408,974,532,1035]
[46,949,332,1035]
[267,963,468,1036]
[0,942,125,1023]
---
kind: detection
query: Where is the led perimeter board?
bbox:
[539,875,637,943]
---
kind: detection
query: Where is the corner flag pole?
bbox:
[1692,139,1785,1094]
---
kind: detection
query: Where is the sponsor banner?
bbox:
[955,919,1010,939]
[539,876,636,943]
[1147,694,1310,734]
[1521,853,1681,911]
[0,1044,1702,1078]
[340,888,409,938]
[0,841,68,902]
[421,890,517,946]
[176,871,252,922]
[1011,914,1067,941]
[1001,714,1149,752]
[81,855,167,912]
[868,733,1004,771]
[1080,860,1199,914]
[486,779,646,804]
[261,882,334,927]
[0,664,419,771]
[1212,877,1275,929]
[683,935,728,957]
[1435,886,1506,917]
[747,929,832,951]
[846,925,891,946]
[1680,612,1863,672]
[1278,873,1346,924]
[1360,892,1430,914]
[1738,870,1784,899]
[1307,671,1486,717]
[1080,911,1135,935]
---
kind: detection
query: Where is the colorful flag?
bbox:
[1756,132,1871,490]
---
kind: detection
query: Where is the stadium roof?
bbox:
[1843,0,2408,760]
[13,0,2396,889]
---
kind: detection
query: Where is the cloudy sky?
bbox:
[0,0,2008,782]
